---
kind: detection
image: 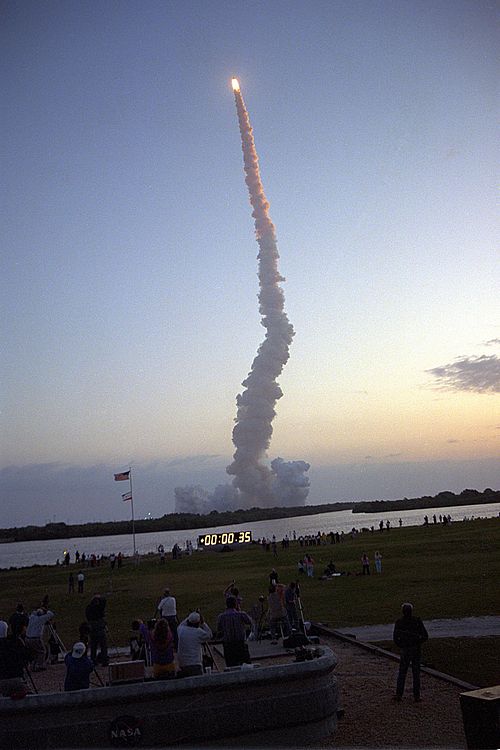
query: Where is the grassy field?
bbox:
[1,518,499,683]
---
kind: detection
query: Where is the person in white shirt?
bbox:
[26,608,54,671]
[156,589,178,649]
[176,612,212,677]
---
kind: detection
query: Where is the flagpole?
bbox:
[129,466,137,559]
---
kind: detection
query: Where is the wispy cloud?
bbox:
[484,338,500,346]
[426,354,500,394]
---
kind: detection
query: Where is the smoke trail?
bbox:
[173,80,310,514]
[225,82,298,507]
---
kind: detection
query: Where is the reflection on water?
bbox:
[0,502,498,569]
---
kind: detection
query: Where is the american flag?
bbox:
[122,492,132,502]
[114,471,130,481]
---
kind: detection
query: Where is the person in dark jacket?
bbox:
[0,627,30,698]
[393,602,428,701]
[64,642,94,691]
[8,604,29,638]
[85,594,108,666]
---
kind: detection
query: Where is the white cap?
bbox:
[0,621,8,638]
[72,642,86,658]
[188,612,201,624]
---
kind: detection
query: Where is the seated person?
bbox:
[129,619,150,662]
[176,611,212,677]
[64,642,94,692]
[151,619,175,679]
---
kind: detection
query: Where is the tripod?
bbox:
[256,608,270,641]
[295,585,308,636]
[202,642,218,673]
[23,664,38,694]
[47,623,67,664]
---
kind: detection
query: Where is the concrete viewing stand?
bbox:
[0,646,339,747]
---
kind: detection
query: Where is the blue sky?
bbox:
[1,0,498,526]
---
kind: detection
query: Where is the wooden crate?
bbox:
[108,660,145,684]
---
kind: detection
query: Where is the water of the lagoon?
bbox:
[0,502,498,570]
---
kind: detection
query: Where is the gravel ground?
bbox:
[319,633,468,749]
[23,635,469,749]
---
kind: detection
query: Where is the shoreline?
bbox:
[1,489,498,544]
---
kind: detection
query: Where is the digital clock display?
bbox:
[198,530,252,546]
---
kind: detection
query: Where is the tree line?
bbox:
[0,501,355,543]
[1,488,497,543]
[351,488,499,513]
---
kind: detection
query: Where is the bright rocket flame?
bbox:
[231,78,240,91]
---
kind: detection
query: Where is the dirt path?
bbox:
[336,615,500,642]
[319,632,468,748]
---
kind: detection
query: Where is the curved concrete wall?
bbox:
[0,646,339,747]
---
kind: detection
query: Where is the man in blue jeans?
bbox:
[393,602,428,702]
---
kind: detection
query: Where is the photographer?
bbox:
[176,611,212,677]
[26,606,54,671]
[85,594,108,667]
[156,589,178,650]
[216,596,252,667]
[64,642,94,692]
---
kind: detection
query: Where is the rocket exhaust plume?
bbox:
[174,78,310,514]
[225,79,308,507]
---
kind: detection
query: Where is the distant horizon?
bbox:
[1,454,498,527]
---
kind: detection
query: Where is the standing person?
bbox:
[248,596,267,640]
[64,642,94,691]
[269,569,279,586]
[150,619,175,679]
[156,589,179,650]
[267,585,290,640]
[85,594,109,667]
[77,570,85,594]
[216,596,252,667]
[304,554,314,577]
[374,551,382,574]
[393,603,428,702]
[176,611,213,677]
[0,623,30,698]
[361,552,370,575]
[8,604,29,638]
[26,607,54,671]
[68,572,75,593]
[223,581,243,610]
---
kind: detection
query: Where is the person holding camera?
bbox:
[156,589,179,650]
[26,606,54,671]
[176,611,213,677]
[216,596,252,667]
